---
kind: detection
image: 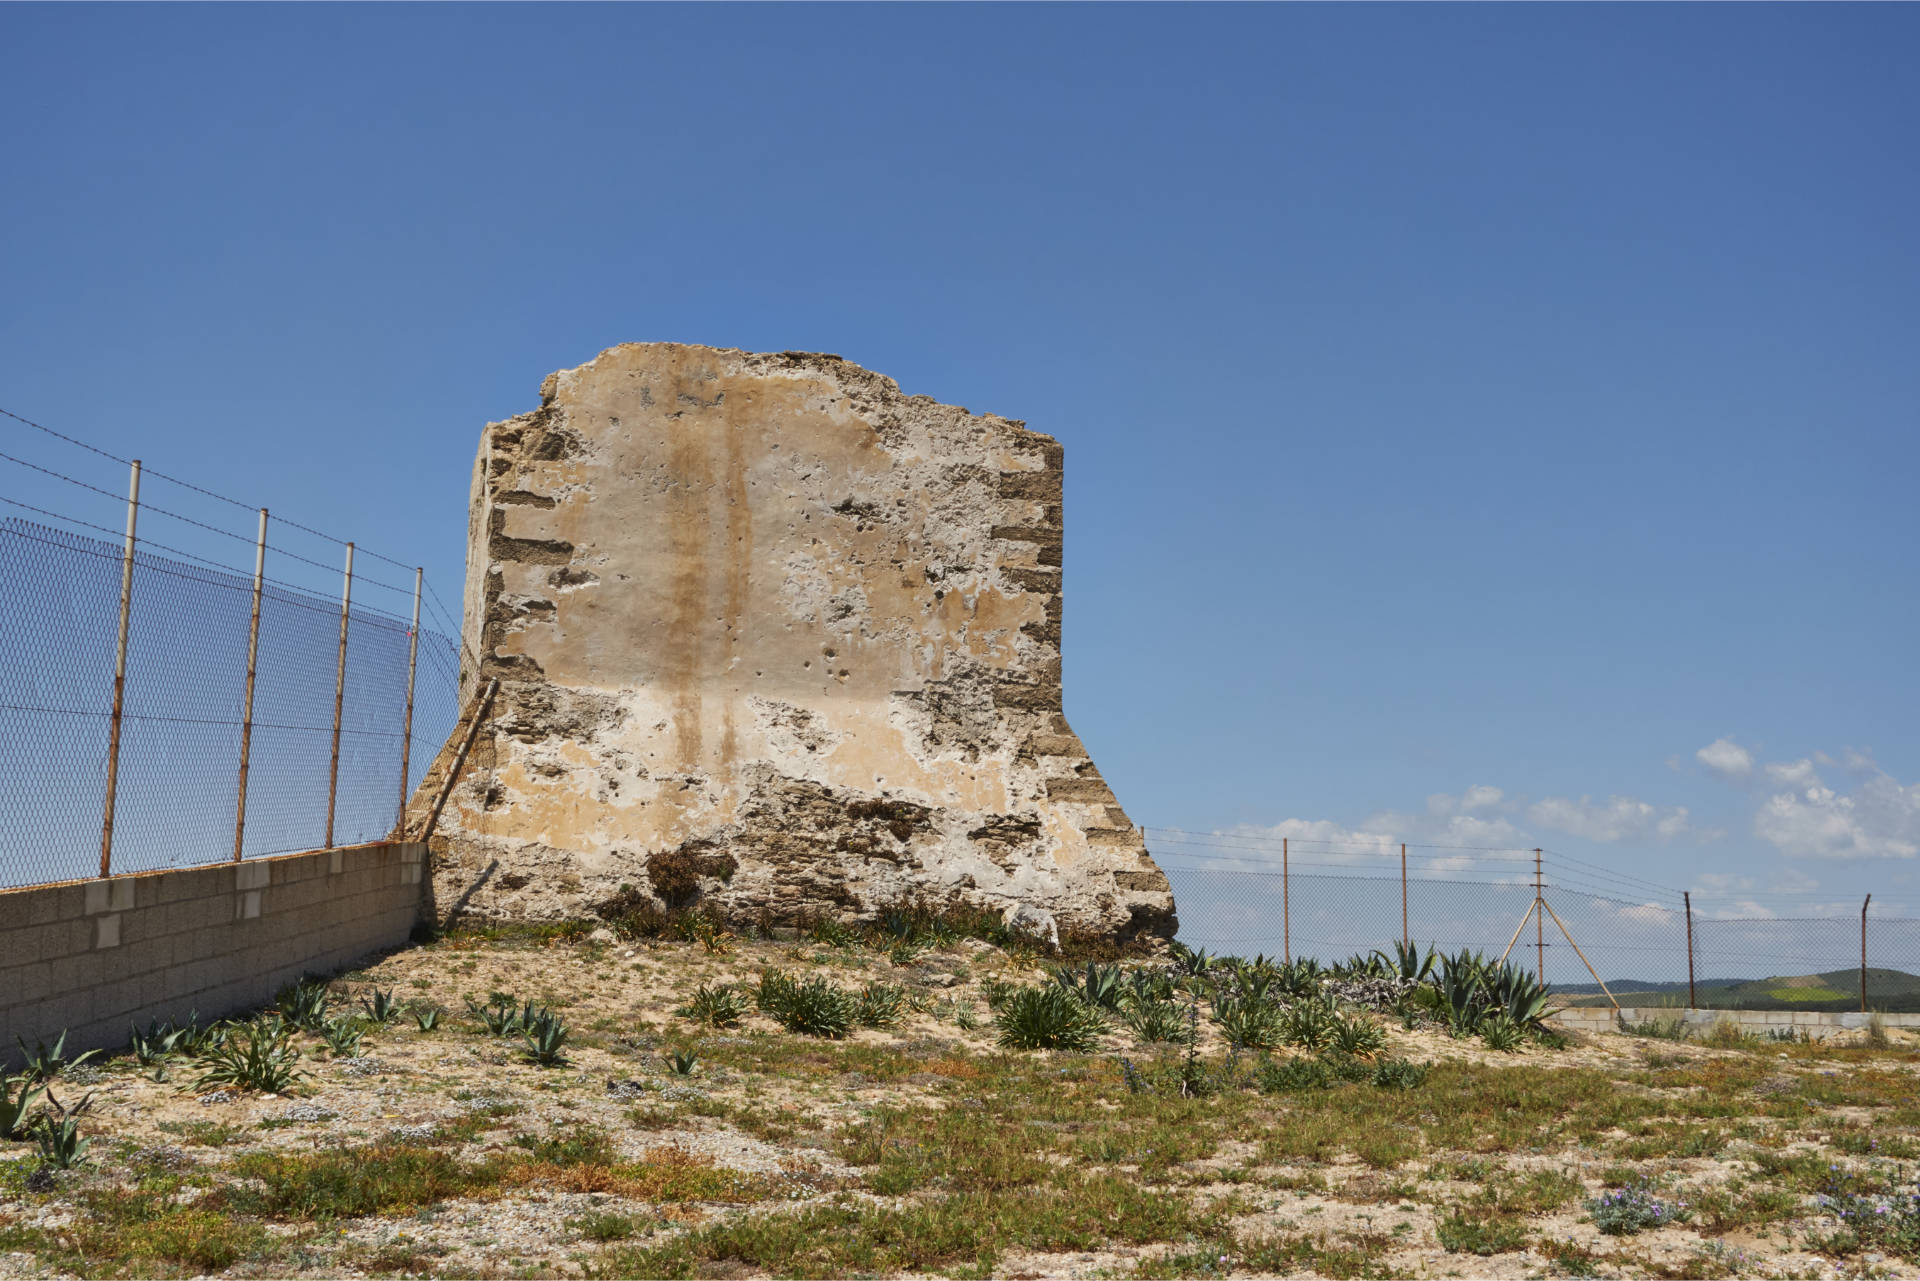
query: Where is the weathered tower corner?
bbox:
[408,342,1175,945]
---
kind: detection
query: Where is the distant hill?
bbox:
[1559,967,1920,1012]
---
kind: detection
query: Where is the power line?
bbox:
[0,401,425,571]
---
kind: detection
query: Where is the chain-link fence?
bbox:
[0,516,464,890]
[1151,829,1920,1013]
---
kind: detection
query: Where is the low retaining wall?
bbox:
[1549,1005,1920,1041]
[0,842,425,1064]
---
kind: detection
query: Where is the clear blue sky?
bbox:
[3,4,1915,921]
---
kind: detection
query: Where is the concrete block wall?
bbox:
[1549,1005,1920,1041]
[0,842,424,1064]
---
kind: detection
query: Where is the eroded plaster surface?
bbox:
[412,344,1174,943]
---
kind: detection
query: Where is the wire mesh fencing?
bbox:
[1149,828,1920,1013]
[0,516,464,890]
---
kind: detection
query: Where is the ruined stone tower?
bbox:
[412,343,1175,944]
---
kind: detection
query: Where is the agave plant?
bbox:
[193,1020,305,1094]
[1121,969,1177,1009]
[318,1016,366,1058]
[995,985,1106,1052]
[14,1031,98,1083]
[276,978,332,1032]
[678,983,752,1028]
[1375,940,1437,984]
[360,987,400,1026]
[1275,958,1325,1000]
[411,1004,443,1032]
[1330,1012,1387,1059]
[1,1073,46,1140]
[1050,962,1127,1012]
[758,972,858,1038]
[129,1017,193,1067]
[467,994,526,1036]
[1214,997,1285,1051]
[855,981,908,1028]
[1123,998,1188,1044]
[522,1008,570,1066]
[1278,997,1337,1051]
[664,1048,699,1076]
[33,1090,92,1170]
[1480,1012,1526,1052]
[1169,941,1216,979]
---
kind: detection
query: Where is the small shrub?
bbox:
[1866,1013,1891,1049]
[758,972,857,1039]
[1215,998,1285,1050]
[1258,1056,1332,1093]
[571,1210,641,1242]
[1438,1211,1527,1255]
[1330,1012,1387,1058]
[1480,1012,1526,1052]
[678,983,752,1028]
[1370,1057,1430,1090]
[1588,1177,1692,1235]
[1124,999,1188,1044]
[193,1020,305,1094]
[995,985,1107,1052]
[953,1004,982,1032]
[1815,1161,1920,1258]
[1278,999,1336,1051]
[1624,1014,1689,1041]
[855,981,908,1028]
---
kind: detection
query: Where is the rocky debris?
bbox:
[412,344,1176,945]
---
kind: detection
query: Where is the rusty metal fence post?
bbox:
[1862,894,1872,1013]
[1684,890,1696,1008]
[398,566,422,831]
[232,508,267,861]
[1400,842,1409,949]
[1534,848,1545,983]
[323,542,353,849]
[98,459,142,879]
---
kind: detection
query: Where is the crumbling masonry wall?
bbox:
[409,343,1175,944]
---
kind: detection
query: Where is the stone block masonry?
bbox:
[1547,1005,1920,1041]
[0,842,425,1065]
[406,344,1176,945]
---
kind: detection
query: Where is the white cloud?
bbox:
[1461,785,1505,811]
[1527,794,1698,843]
[1763,758,1821,789]
[1424,785,1507,817]
[1696,737,1754,782]
[1754,771,1920,860]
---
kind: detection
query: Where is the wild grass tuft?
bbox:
[677,983,752,1028]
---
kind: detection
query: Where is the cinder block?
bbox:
[0,890,33,932]
[28,887,83,927]
[95,914,121,949]
[0,961,55,1006]
[236,863,270,892]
